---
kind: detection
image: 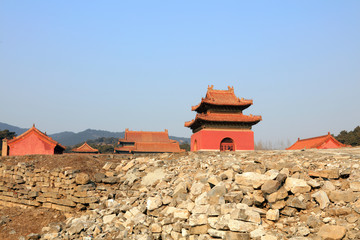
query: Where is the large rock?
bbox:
[75,173,90,185]
[146,196,162,211]
[103,214,116,224]
[122,160,135,171]
[317,225,346,240]
[284,177,311,194]
[189,214,207,226]
[286,196,306,210]
[94,173,106,183]
[329,190,355,203]
[150,223,162,233]
[189,224,208,234]
[228,219,257,232]
[261,180,281,194]
[141,168,166,186]
[225,232,250,240]
[235,172,271,188]
[312,190,330,209]
[349,182,360,191]
[207,183,227,204]
[266,209,279,221]
[308,169,339,179]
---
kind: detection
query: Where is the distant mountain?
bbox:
[0,122,28,135]
[170,136,191,144]
[49,129,125,146]
[0,122,190,146]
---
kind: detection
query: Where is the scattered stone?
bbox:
[329,190,355,203]
[266,209,279,221]
[150,223,162,233]
[286,196,306,210]
[27,233,41,240]
[309,169,339,179]
[306,215,321,228]
[1,149,360,240]
[235,172,271,188]
[349,182,360,191]
[317,225,346,240]
[103,214,116,224]
[297,226,310,236]
[312,190,330,209]
[141,168,166,186]
[147,196,163,211]
[285,177,311,194]
[75,173,90,185]
[261,180,281,194]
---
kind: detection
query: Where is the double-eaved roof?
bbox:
[191,85,253,112]
[286,132,349,150]
[185,85,262,132]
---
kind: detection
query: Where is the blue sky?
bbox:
[1,1,359,147]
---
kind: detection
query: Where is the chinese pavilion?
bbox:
[185,85,262,151]
[1,124,65,156]
[114,129,184,154]
[72,142,99,154]
[286,132,349,150]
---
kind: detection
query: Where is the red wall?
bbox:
[9,133,55,156]
[318,139,342,149]
[191,129,254,151]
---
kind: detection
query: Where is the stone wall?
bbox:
[0,159,137,212]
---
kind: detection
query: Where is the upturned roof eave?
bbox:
[191,100,253,112]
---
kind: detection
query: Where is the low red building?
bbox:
[2,125,65,156]
[286,132,348,150]
[185,86,262,151]
[114,129,184,154]
[72,142,99,154]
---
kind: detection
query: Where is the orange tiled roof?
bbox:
[7,125,65,150]
[191,85,253,111]
[72,142,99,153]
[184,112,262,128]
[286,133,348,150]
[119,129,172,143]
[114,145,136,152]
[115,129,184,153]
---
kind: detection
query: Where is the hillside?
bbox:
[0,122,190,146]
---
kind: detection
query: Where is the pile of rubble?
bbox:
[4,148,360,240]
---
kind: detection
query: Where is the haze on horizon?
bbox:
[1,1,359,147]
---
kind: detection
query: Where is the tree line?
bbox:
[0,129,16,154]
[335,126,360,146]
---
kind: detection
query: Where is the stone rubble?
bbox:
[1,148,360,239]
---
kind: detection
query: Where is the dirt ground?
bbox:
[0,154,132,178]
[0,206,66,240]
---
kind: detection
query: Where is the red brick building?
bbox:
[2,125,65,156]
[72,142,99,154]
[286,132,348,150]
[185,86,262,151]
[114,129,183,154]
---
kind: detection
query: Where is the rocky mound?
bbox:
[1,148,360,240]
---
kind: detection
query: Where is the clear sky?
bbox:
[1,1,359,147]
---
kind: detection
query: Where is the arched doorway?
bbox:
[220,138,235,151]
[193,140,198,151]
